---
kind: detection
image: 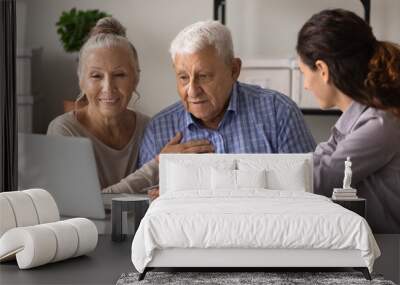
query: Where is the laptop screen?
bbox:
[18,133,106,219]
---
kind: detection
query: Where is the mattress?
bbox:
[131,190,380,273]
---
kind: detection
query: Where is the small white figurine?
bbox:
[332,157,357,199]
[343,157,353,189]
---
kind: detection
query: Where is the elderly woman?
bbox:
[296,9,400,233]
[47,17,212,194]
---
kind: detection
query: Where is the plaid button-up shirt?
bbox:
[138,82,315,167]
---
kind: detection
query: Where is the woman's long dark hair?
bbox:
[296,9,400,117]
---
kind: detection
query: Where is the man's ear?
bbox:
[315,60,330,84]
[231,58,242,81]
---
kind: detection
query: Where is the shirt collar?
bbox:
[334,101,369,134]
[184,82,239,129]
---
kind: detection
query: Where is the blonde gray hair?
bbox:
[169,20,234,64]
[77,17,139,81]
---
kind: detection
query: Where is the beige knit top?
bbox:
[47,111,158,193]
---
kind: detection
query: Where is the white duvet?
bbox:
[131,190,380,273]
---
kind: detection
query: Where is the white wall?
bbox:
[18,0,212,132]
[228,0,400,59]
[17,0,400,139]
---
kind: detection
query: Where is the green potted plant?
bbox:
[56,8,110,53]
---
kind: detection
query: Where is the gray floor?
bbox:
[374,234,400,284]
[0,235,134,285]
[1,235,399,285]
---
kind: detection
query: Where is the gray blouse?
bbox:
[47,111,158,194]
[314,101,400,233]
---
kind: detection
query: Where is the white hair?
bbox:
[77,17,139,81]
[169,20,234,64]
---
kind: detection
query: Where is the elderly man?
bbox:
[139,20,315,167]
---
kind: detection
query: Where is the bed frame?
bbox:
[139,248,371,280]
[137,154,372,281]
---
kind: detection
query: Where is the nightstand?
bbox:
[111,195,149,242]
[331,197,366,218]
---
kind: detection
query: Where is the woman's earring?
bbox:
[131,91,141,105]
[127,91,140,111]
[74,93,88,111]
[76,92,85,102]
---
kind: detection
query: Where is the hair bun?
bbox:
[90,17,126,37]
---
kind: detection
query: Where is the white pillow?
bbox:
[166,160,235,192]
[211,168,236,190]
[236,169,267,189]
[211,168,267,191]
[267,164,307,191]
[167,162,210,191]
[238,159,310,192]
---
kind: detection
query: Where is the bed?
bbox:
[131,154,380,280]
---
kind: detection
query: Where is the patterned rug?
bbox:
[116,271,396,285]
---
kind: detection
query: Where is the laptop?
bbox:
[18,133,139,219]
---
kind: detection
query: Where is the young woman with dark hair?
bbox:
[296,9,400,233]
